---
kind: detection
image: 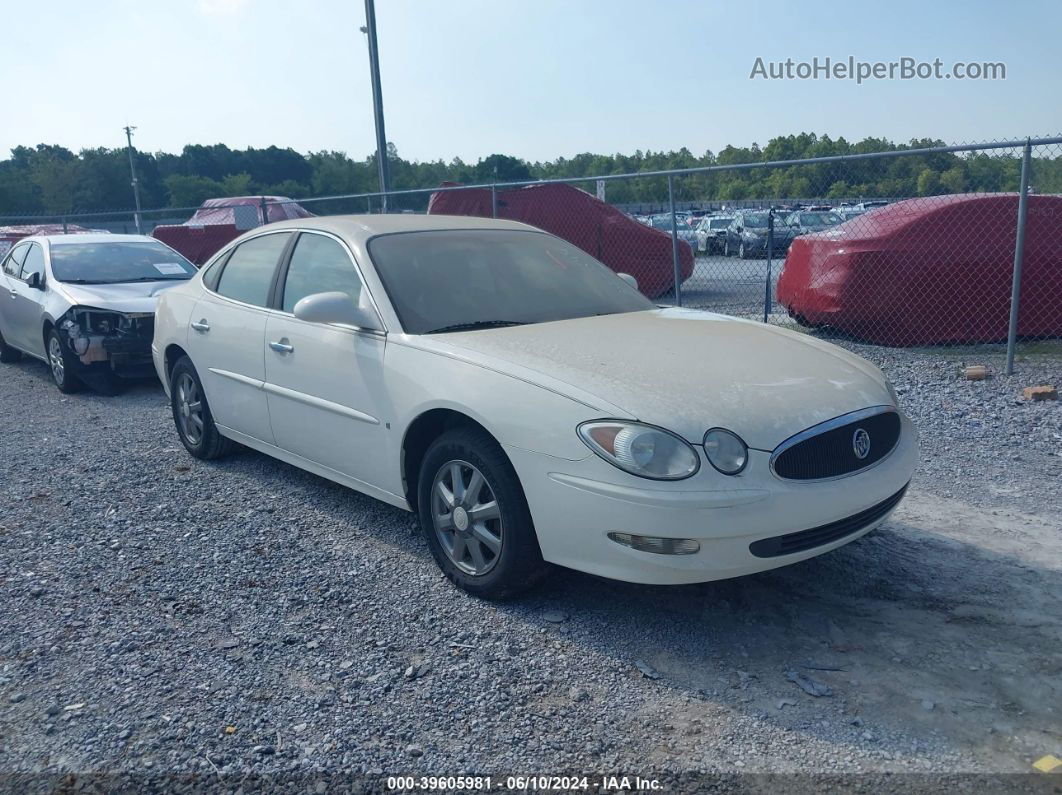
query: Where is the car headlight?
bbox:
[578,421,700,480]
[702,428,748,475]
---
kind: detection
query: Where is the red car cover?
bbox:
[0,224,99,257]
[776,193,1062,345]
[428,182,693,299]
[151,196,313,267]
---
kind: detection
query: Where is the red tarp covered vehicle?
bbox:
[776,193,1062,345]
[152,196,313,266]
[427,182,693,299]
[0,224,101,257]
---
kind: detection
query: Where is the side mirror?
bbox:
[293,291,382,331]
[26,272,43,290]
[617,272,638,291]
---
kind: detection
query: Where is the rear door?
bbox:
[263,230,388,488]
[185,231,292,445]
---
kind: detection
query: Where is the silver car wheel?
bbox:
[431,459,503,576]
[48,336,65,386]
[175,372,205,446]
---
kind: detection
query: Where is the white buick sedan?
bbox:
[152,215,917,599]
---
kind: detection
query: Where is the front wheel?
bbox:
[47,330,81,393]
[417,427,546,600]
[739,242,749,259]
[170,356,234,460]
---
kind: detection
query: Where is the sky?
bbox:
[2,0,1060,163]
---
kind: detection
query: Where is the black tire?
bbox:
[723,239,730,257]
[46,329,82,394]
[738,242,748,259]
[169,355,234,460]
[417,426,546,600]
[0,328,22,363]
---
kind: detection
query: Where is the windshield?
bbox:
[709,218,731,229]
[50,241,197,284]
[368,230,653,334]
[801,212,842,226]
[742,214,770,228]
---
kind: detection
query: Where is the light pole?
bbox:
[123,125,144,234]
[361,0,390,212]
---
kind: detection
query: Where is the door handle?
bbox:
[269,340,294,354]
[190,320,210,332]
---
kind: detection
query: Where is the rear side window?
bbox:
[281,234,363,313]
[215,233,291,307]
[2,243,29,276]
[20,244,45,281]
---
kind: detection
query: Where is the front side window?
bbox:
[369,229,652,335]
[49,241,197,284]
[2,243,29,277]
[20,244,45,281]
[282,234,363,313]
[215,233,291,307]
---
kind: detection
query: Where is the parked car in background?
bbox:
[0,224,103,258]
[647,213,700,252]
[153,214,914,599]
[152,196,314,267]
[785,210,844,236]
[427,183,693,299]
[0,234,197,393]
[778,193,1062,345]
[722,210,794,258]
[695,215,733,254]
[835,208,867,222]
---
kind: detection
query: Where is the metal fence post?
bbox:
[667,175,682,307]
[764,208,774,323]
[1005,139,1032,375]
[61,217,68,234]
[259,196,269,226]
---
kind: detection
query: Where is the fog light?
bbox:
[608,532,700,555]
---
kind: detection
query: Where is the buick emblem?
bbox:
[852,428,871,460]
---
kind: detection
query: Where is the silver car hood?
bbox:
[429,308,893,450]
[54,280,188,313]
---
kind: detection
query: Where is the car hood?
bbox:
[430,308,892,451]
[55,280,188,313]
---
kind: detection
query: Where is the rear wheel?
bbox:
[170,356,234,460]
[739,241,749,259]
[417,427,546,600]
[47,330,81,393]
[0,329,22,363]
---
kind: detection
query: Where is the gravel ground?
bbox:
[0,342,1060,790]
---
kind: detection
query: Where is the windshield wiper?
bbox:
[59,279,107,284]
[426,320,526,334]
[111,276,190,283]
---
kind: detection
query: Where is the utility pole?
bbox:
[361,0,390,212]
[123,125,144,234]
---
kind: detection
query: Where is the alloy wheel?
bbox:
[48,336,65,386]
[431,459,503,576]
[175,372,205,446]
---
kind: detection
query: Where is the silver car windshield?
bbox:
[50,242,197,284]
[368,229,653,335]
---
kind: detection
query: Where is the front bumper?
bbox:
[505,412,918,585]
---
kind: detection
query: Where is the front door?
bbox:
[263,231,389,489]
[8,243,47,356]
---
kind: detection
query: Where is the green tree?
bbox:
[164,174,223,207]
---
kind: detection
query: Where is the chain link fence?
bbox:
[3,136,1060,372]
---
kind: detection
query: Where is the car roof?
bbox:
[256,214,539,244]
[29,233,158,246]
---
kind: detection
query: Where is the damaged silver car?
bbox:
[0,234,197,394]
